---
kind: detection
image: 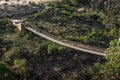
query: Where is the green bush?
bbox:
[70,0,91,6]
[47,44,58,55]
[89,39,120,80]
[0,18,15,33]
[0,62,16,80]
[12,59,28,76]
[3,47,20,61]
[34,12,42,19]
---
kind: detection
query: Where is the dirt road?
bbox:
[0,0,53,5]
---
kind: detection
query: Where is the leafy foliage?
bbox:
[0,18,15,33]
[70,0,91,6]
[89,39,120,80]
[34,0,119,47]
[0,62,16,80]
[0,0,119,79]
[12,59,28,75]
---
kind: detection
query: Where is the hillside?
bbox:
[30,0,120,48]
[0,0,120,80]
[0,18,104,80]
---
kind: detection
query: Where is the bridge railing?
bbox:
[25,25,106,55]
[10,19,106,56]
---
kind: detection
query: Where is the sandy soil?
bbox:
[0,0,52,5]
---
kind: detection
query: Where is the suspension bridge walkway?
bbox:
[10,19,106,56]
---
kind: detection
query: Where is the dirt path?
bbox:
[0,0,54,5]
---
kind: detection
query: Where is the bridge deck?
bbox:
[11,19,106,56]
[25,26,106,56]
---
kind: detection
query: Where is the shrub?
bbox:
[3,47,20,61]
[89,39,120,80]
[12,59,28,76]
[0,62,16,80]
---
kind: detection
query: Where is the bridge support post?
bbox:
[11,19,25,31]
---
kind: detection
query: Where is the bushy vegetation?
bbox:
[0,18,15,33]
[89,39,120,80]
[0,0,120,80]
[34,0,119,48]
[0,62,16,80]
[0,19,104,80]
[69,0,91,6]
